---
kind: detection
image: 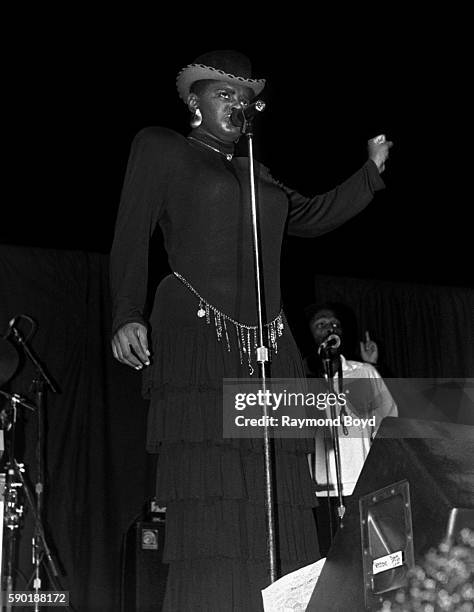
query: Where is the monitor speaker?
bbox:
[306,417,474,611]
[359,479,415,609]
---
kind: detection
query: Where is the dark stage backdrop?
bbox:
[0,244,473,610]
[0,245,155,612]
[286,272,474,378]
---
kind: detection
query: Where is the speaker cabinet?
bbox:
[306,417,474,611]
[121,519,168,612]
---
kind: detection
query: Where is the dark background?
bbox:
[1,21,473,611]
[3,28,472,290]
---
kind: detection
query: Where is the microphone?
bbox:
[230,100,266,127]
[318,333,341,355]
[3,314,36,340]
[3,317,17,339]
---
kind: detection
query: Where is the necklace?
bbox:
[188,136,233,161]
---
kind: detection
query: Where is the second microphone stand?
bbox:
[319,347,346,528]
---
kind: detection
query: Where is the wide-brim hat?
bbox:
[176,49,266,102]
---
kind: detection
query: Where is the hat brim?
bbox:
[176,63,266,102]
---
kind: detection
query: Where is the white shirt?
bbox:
[312,355,398,497]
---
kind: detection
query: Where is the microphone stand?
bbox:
[2,392,28,612]
[9,325,60,611]
[240,113,277,583]
[320,348,346,527]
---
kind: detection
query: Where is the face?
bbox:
[310,309,343,346]
[187,80,254,142]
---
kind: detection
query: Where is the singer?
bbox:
[110,49,393,611]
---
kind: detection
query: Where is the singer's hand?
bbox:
[111,322,150,370]
[360,331,379,364]
[368,134,393,173]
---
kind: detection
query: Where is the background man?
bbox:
[304,302,398,554]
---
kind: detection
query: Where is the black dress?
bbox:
[110,126,384,610]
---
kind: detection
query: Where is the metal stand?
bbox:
[2,393,27,612]
[3,463,21,612]
[239,109,277,583]
[320,349,346,526]
[7,324,61,611]
[0,390,62,610]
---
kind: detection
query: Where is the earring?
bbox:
[190,108,202,128]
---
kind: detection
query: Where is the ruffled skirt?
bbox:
[143,274,320,611]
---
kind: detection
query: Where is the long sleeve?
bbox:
[280,159,385,238]
[109,128,169,336]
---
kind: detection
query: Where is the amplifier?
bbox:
[121,518,168,612]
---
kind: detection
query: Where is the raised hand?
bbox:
[368,134,393,173]
[360,330,379,364]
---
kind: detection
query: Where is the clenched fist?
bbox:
[368,134,393,173]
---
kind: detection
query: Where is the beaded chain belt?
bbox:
[173,272,284,375]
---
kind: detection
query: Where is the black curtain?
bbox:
[0,245,473,610]
[301,273,474,378]
[286,273,474,427]
[0,245,154,611]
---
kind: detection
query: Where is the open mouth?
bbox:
[224,113,239,127]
